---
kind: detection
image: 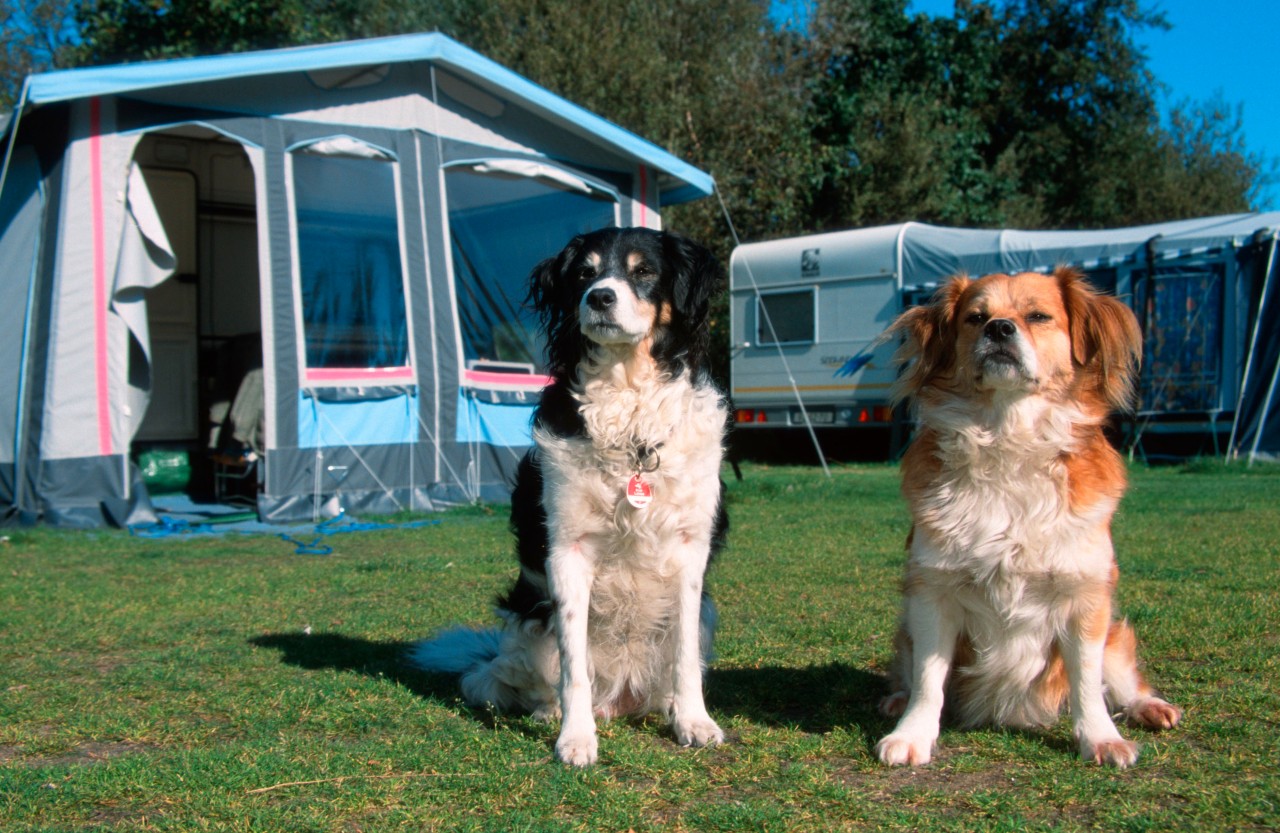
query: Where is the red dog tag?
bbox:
[625,474,653,509]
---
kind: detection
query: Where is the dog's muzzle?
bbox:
[983,318,1017,343]
[586,287,616,312]
[579,277,648,344]
[975,319,1037,386]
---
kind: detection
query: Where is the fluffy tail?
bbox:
[406,626,502,675]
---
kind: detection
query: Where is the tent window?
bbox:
[757,289,816,346]
[292,153,408,371]
[1137,265,1223,413]
[445,166,618,372]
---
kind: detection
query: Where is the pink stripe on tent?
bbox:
[90,97,111,456]
[304,366,416,384]
[463,369,553,390]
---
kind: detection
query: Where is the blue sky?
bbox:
[906,0,1280,211]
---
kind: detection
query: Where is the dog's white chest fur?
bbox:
[907,396,1121,728]
[911,396,1115,586]
[537,365,726,554]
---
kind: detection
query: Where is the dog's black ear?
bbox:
[663,231,724,329]
[527,234,588,377]
[528,234,582,316]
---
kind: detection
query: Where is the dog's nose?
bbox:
[984,318,1017,342]
[586,287,616,311]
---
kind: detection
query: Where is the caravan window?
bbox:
[292,152,409,372]
[756,289,817,346]
[445,164,618,372]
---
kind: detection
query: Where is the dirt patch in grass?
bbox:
[830,752,1110,829]
[18,740,152,770]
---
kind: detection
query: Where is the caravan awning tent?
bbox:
[0,33,715,527]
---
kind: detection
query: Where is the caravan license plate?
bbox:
[791,408,834,425]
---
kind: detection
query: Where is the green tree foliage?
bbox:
[426,0,822,247]
[810,0,1264,229]
[72,0,455,64]
[0,0,78,107]
[421,0,820,382]
[32,0,1271,236]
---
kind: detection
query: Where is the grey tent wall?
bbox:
[414,127,482,506]
[2,104,158,527]
[258,119,431,520]
[6,109,68,524]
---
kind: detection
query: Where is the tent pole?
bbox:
[1245,241,1280,466]
[0,80,30,210]
[714,186,830,478]
[1246,335,1280,467]
[1227,232,1278,460]
[4,81,34,516]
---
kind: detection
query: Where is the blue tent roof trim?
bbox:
[17,33,715,204]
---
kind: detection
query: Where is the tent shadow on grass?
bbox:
[251,631,892,738]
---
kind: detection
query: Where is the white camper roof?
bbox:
[732,214,1280,290]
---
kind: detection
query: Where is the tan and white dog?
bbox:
[877,267,1181,768]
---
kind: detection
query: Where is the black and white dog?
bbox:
[413,227,729,766]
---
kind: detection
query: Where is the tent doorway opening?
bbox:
[130,130,262,505]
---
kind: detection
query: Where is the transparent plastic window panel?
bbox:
[446,168,617,371]
[293,154,409,370]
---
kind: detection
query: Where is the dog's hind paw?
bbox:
[1126,696,1181,730]
[555,731,598,767]
[674,715,724,748]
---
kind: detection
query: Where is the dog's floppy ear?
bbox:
[527,234,586,375]
[528,234,583,317]
[663,230,724,329]
[887,274,971,403]
[1057,266,1142,410]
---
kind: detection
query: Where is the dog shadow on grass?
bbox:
[251,632,894,737]
[250,634,1097,759]
[708,663,890,736]
[249,631,468,706]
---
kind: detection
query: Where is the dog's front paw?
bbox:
[555,731,598,767]
[1081,736,1140,768]
[876,732,934,766]
[1126,696,1182,730]
[674,714,724,748]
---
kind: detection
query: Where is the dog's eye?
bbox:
[576,267,596,282]
[632,265,656,280]
[1026,312,1052,324]
[964,311,987,326]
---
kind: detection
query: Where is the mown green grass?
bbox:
[1,462,1277,831]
